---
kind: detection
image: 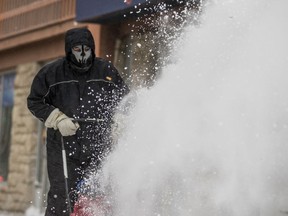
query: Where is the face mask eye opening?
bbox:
[72,46,81,52]
[84,46,91,52]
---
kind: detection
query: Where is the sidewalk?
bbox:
[0,212,24,216]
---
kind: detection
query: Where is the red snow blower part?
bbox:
[71,194,112,216]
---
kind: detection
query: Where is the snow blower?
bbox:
[61,118,112,216]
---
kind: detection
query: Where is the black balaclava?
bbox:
[65,28,95,73]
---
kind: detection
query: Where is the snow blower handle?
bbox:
[72,118,104,123]
[61,136,72,215]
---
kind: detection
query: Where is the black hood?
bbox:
[65,28,95,72]
[65,28,95,57]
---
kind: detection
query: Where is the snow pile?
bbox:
[87,0,288,215]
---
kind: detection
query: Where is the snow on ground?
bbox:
[0,206,44,216]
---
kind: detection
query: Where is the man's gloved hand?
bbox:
[57,116,79,136]
[45,108,79,136]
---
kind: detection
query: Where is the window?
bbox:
[114,32,161,89]
[0,72,15,185]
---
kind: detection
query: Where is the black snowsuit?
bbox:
[27,28,129,215]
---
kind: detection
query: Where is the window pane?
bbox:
[0,76,2,109]
[0,73,15,182]
[3,73,15,107]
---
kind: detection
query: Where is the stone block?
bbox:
[14,89,30,105]
[15,63,40,88]
[13,106,35,120]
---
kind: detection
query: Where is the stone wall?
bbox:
[0,62,40,212]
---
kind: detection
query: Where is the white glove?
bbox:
[57,116,79,136]
[45,108,79,136]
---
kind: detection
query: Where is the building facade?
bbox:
[0,0,200,213]
[0,0,96,212]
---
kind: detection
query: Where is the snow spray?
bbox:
[90,0,288,215]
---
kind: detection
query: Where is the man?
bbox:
[27,28,129,215]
